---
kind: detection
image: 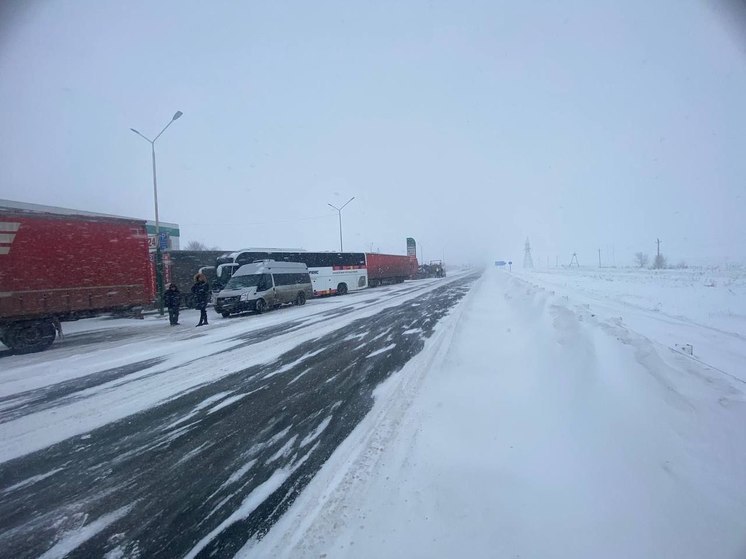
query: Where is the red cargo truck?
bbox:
[0,201,154,353]
[365,253,418,287]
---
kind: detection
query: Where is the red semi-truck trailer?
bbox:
[0,201,153,353]
[364,253,418,287]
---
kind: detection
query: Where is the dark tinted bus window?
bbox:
[234,251,364,268]
[302,252,365,267]
[236,252,270,265]
[341,252,366,266]
[280,253,305,264]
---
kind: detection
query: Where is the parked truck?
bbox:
[417,260,446,279]
[0,200,153,353]
[365,253,418,287]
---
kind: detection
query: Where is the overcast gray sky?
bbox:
[1,0,745,266]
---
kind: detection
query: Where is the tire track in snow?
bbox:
[0,280,447,425]
[0,274,478,559]
[0,358,166,424]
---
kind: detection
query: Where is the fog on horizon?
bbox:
[1,0,744,267]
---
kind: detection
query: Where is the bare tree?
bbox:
[185,241,219,251]
[634,252,649,268]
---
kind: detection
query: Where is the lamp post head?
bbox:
[130,128,152,143]
[172,111,183,121]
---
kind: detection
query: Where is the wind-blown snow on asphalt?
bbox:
[251,268,746,559]
[0,276,476,558]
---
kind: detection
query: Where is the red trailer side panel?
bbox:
[0,211,153,320]
[365,253,418,283]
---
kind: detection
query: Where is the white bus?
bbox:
[215,249,367,296]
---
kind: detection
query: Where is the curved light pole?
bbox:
[131,110,183,315]
[328,196,355,252]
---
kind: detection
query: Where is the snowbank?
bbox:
[251,269,746,559]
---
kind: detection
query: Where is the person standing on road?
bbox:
[191,273,210,327]
[164,283,181,326]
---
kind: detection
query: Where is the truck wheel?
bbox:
[337,283,348,295]
[6,320,56,354]
[295,292,306,306]
[221,311,231,318]
[255,298,267,314]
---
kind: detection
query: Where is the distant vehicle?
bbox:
[417,260,446,279]
[215,248,419,293]
[365,253,419,286]
[0,200,153,353]
[214,260,312,317]
[215,249,368,297]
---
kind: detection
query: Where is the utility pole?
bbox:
[570,253,579,267]
[656,238,661,257]
[598,248,602,268]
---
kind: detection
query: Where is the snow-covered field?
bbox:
[252,266,746,559]
[518,266,746,383]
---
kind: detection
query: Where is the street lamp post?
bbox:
[131,111,183,315]
[327,196,355,252]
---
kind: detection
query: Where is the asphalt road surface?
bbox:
[0,274,477,558]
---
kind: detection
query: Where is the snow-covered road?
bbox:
[252,268,746,559]
[3,266,745,559]
[0,275,476,558]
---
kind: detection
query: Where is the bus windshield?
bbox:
[217,264,238,286]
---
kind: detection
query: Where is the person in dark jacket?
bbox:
[164,283,181,326]
[191,273,210,327]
